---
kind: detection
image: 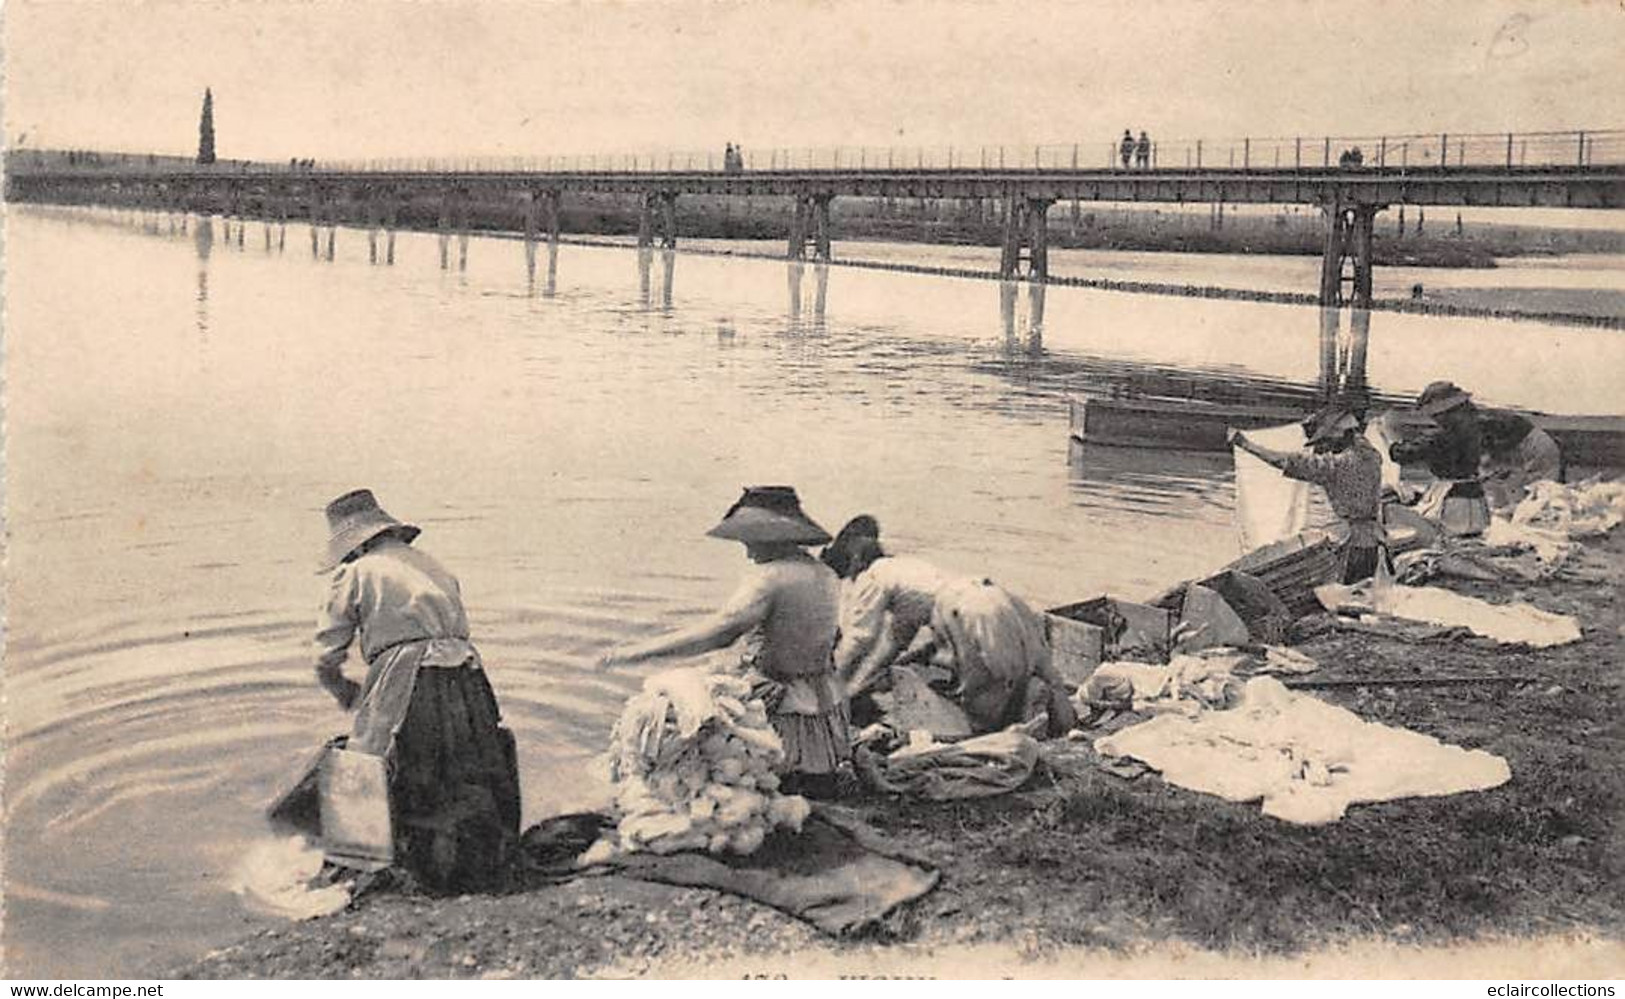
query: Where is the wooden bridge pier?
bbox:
[309,189,321,259]
[638,192,679,249]
[1318,201,1382,307]
[438,189,471,270]
[384,198,397,265]
[788,194,832,261]
[366,192,382,265]
[1001,196,1055,281]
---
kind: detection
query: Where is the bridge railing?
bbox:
[308,129,1625,174]
[12,129,1624,176]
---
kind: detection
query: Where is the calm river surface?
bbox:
[6,206,1624,977]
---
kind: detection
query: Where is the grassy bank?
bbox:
[178,532,1624,979]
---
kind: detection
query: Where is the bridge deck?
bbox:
[11,164,1625,208]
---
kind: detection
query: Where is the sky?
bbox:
[4,0,1623,163]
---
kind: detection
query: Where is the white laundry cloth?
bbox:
[1512,479,1625,539]
[1483,516,1578,569]
[1095,677,1511,825]
[1234,423,1311,552]
[1373,584,1582,648]
[1365,416,1410,500]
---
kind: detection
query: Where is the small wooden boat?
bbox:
[1069,396,1625,468]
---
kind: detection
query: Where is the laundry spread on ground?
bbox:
[1512,479,1625,539]
[1094,676,1512,825]
[1234,422,1312,552]
[1076,655,1245,717]
[1316,580,1582,648]
[1374,584,1582,648]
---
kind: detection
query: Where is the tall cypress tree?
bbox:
[197,88,217,165]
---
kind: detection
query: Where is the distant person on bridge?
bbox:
[1119,130,1134,169]
[1135,131,1151,169]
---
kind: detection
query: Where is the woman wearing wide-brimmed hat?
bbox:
[599,486,848,798]
[822,517,1078,736]
[302,489,520,891]
[1231,405,1389,584]
[1388,381,1491,537]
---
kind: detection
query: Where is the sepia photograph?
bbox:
[2,0,1622,982]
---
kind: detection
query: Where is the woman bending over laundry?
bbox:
[822,516,1077,736]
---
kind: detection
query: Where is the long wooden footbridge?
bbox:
[8,128,1624,307]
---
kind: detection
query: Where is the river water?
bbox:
[5,206,1624,977]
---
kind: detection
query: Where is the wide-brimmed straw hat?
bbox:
[707,486,831,546]
[1416,381,1472,418]
[321,489,420,571]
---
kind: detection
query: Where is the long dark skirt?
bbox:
[389,666,520,893]
[1340,542,1391,584]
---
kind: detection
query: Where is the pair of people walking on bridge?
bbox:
[1120,129,1152,169]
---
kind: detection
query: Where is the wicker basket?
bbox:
[1223,531,1341,618]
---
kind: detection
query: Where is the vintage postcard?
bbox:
[2,0,1622,982]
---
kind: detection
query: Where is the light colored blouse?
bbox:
[833,555,951,672]
[712,553,840,717]
[717,553,840,679]
[313,539,471,685]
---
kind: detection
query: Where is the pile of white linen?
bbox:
[1095,676,1511,825]
[582,667,811,864]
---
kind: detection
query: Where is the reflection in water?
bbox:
[786,262,829,331]
[1067,439,1234,515]
[193,217,213,339]
[1317,306,1373,410]
[544,242,558,299]
[636,248,677,314]
[1000,280,1046,357]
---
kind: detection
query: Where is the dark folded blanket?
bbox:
[521,806,939,937]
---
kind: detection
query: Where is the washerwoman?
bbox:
[1479,410,1564,513]
[599,487,849,799]
[288,490,520,891]
[1231,406,1388,584]
[822,516,1078,736]
[1389,381,1492,537]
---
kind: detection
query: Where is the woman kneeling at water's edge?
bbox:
[823,516,1078,736]
[599,487,850,800]
[272,490,520,892]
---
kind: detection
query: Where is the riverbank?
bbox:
[178,530,1625,979]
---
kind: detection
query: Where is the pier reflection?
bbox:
[192,215,213,339]
[999,280,1046,358]
[1318,305,1373,411]
[786,261,829,331]
[637,247,677,314]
